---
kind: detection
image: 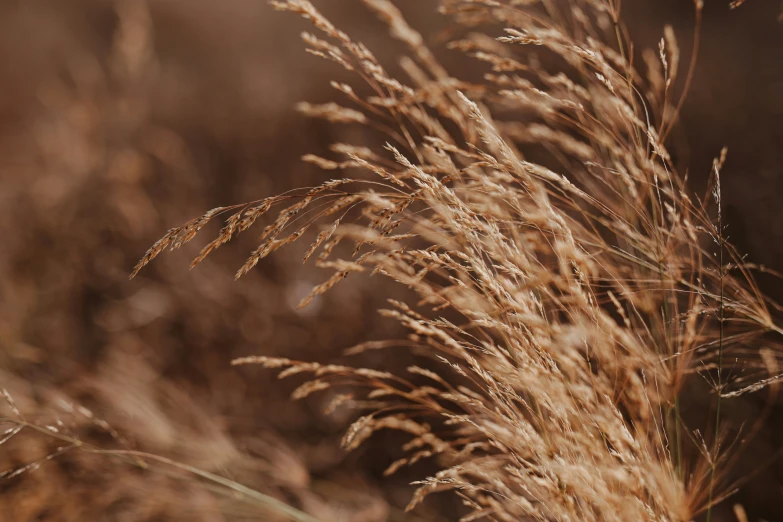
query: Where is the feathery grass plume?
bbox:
[137,0,783,519]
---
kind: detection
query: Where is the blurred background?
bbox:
[0,1,781,520]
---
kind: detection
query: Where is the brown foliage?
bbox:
[133,0,783,520]
[3,0,783,521]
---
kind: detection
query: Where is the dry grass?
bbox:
[130,0,783,520]
[2,0,781,520]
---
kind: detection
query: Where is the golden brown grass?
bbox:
[129,0,781,519]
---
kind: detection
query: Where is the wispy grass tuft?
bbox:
[136,1,783,519]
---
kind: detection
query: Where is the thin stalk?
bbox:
[674,395,682,476]
[706,171,724,522]
[1,418,321,522]
[661,2,703,143]
[648,172,681,476]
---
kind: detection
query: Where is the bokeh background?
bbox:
[0,1,781,520]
